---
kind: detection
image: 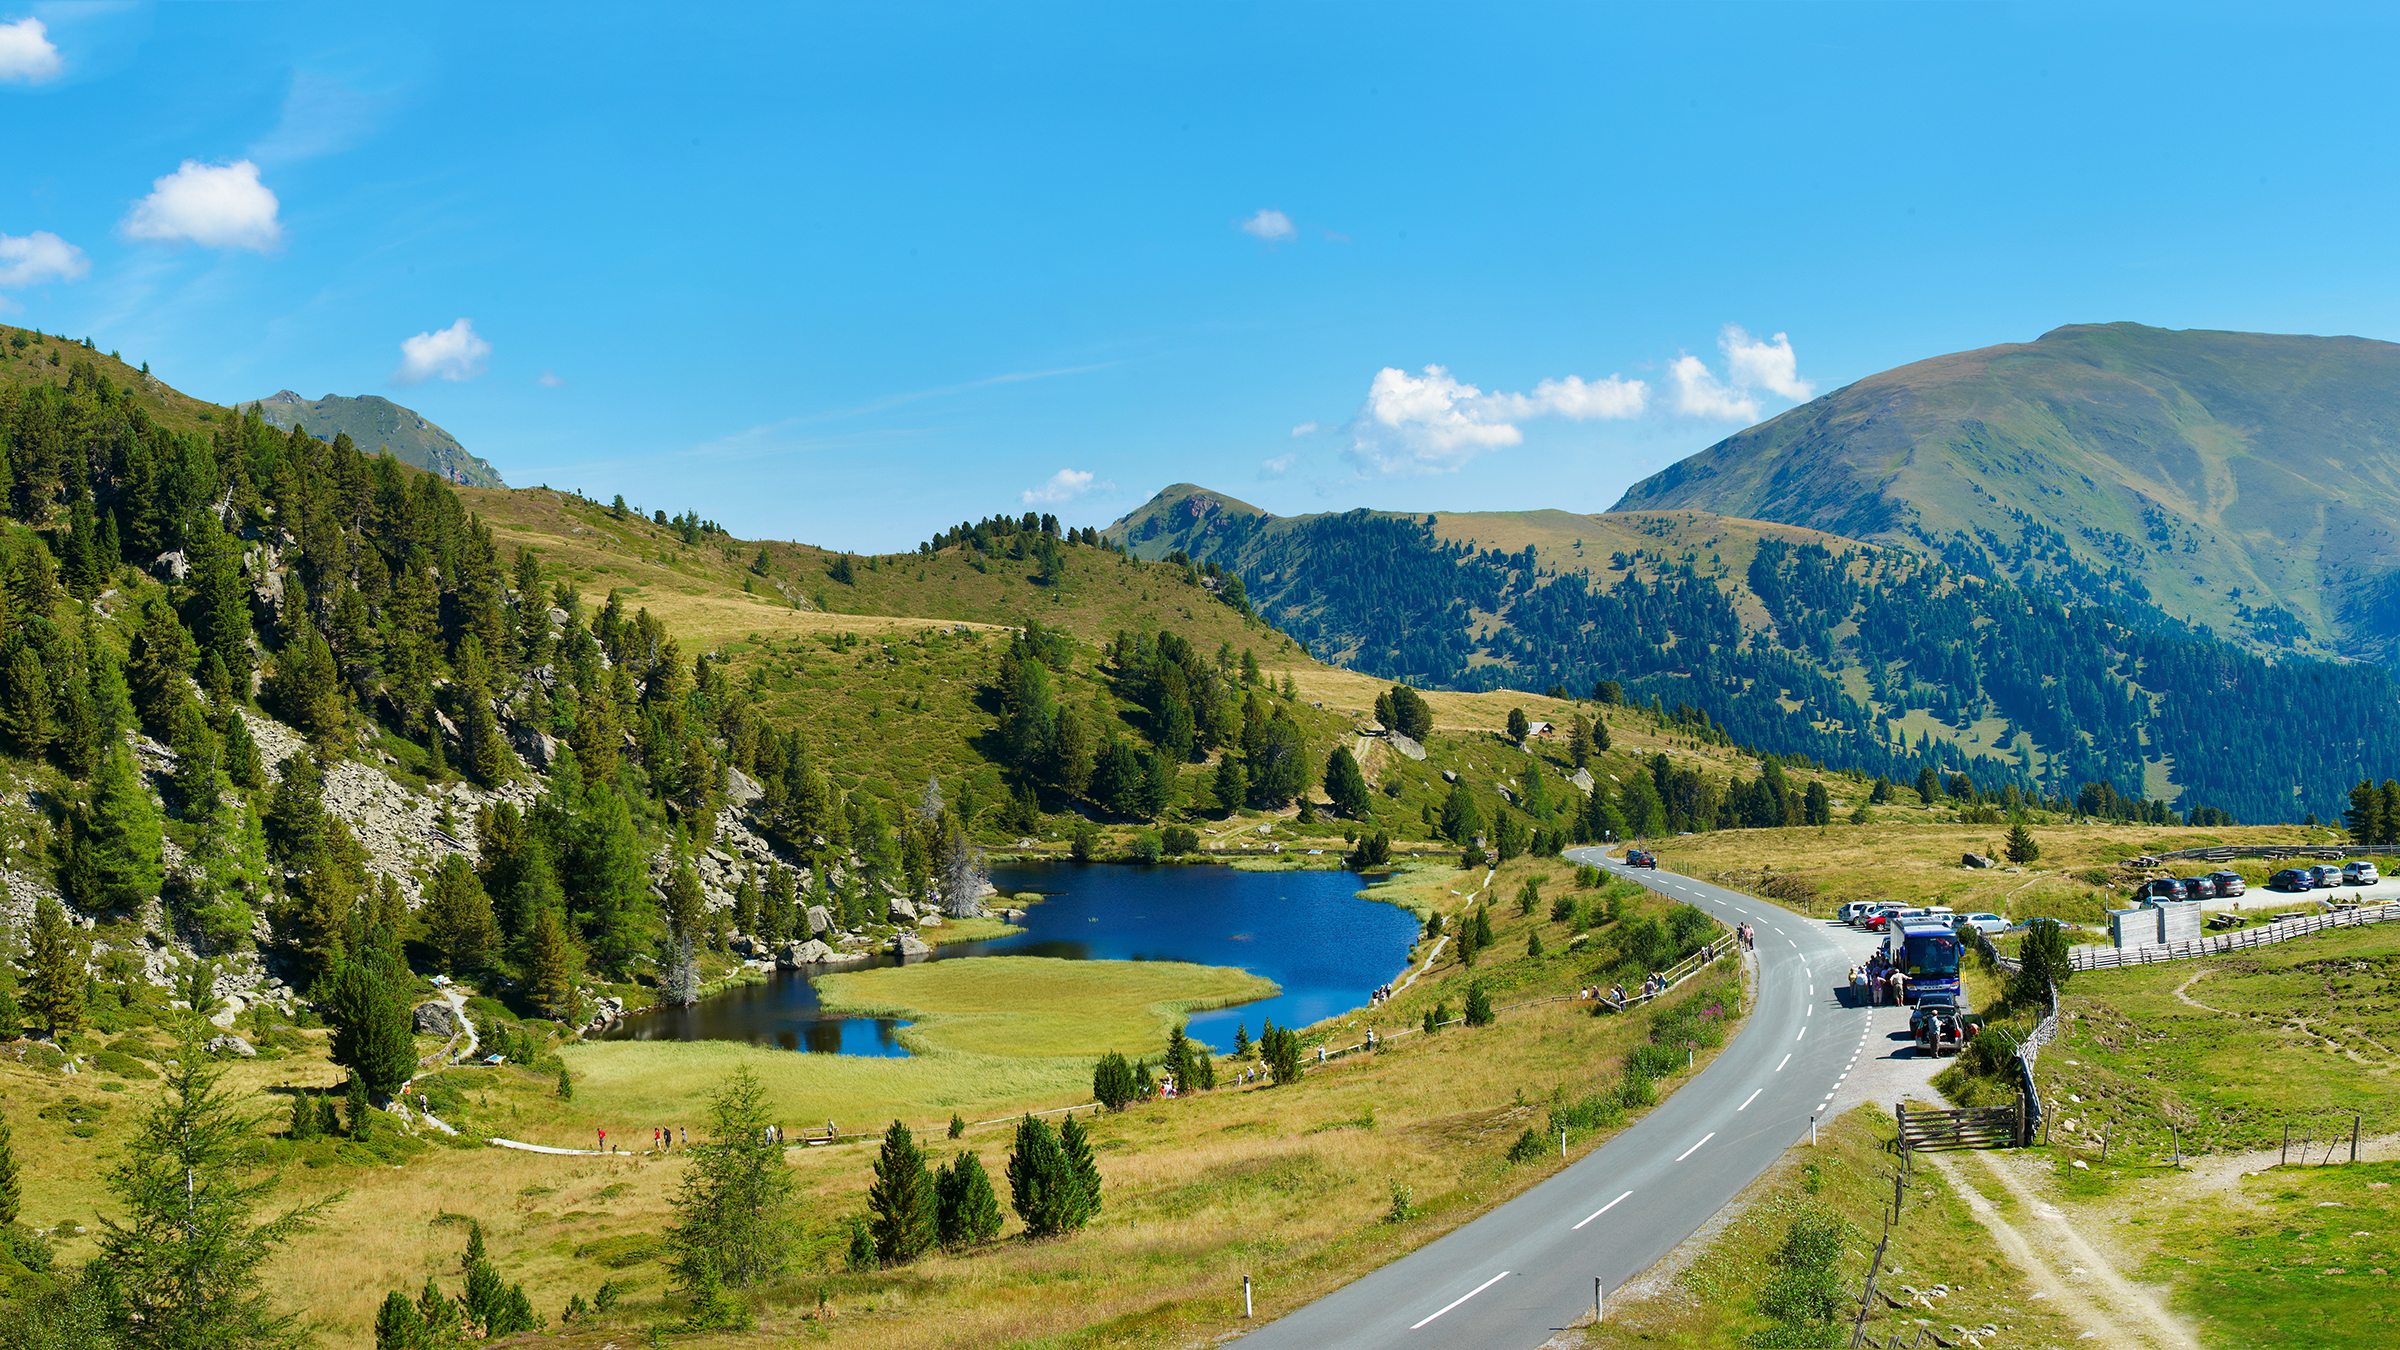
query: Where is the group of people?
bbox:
[593,1121,847,1155]
[1850,954,1909,1006]
[1368,982,1396,1005]
[1579,982,1635,1007]
[1736,921,1756,951]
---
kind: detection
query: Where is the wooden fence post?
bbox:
[2354,1114,2363,1164]
[2282,1123,2291,1167]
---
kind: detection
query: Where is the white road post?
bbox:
[1244,1274,1253,1319]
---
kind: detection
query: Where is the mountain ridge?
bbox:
[247,388,506,487]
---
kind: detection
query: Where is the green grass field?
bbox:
[815,956,1277,1058]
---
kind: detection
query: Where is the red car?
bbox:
[1626,850,1658,869]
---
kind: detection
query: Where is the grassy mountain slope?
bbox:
[250,389,506,487]
[1112,483,2400,821]
[1615,322,2400,658]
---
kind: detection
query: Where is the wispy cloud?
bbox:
[0,17,60,83]
[1022,468,1099,506]
[536,370,564,389]
[1289,420,1319,437]
[1261,452,1296,477]
[0,230,86,287]
[394,317,491,384]
[1347,363,1648,475]
[122,159,283,251]
[248,70,395,165]
[1239,208,1296,242]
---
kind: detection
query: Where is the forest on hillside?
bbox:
[1128,506,2400,822]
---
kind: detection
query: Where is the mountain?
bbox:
[248,389,506,487]
[1615,322,2400,659]
[1111,482,2400,824]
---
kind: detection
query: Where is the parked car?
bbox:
[1867,906,1929,933]
[1909,998,1975,1057]
[1837,901,1876,924]
[1961,912,2008,934]
[1626,849,1657,869]
[1852,903,1900,929]
[2178,876,2218,900]
[2310,864,2344,888]
[2207,870,2246,898]
[2135,878,2190,903]
[2343,861,2382,885]
[2268,868,2315,892]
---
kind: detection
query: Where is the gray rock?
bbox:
[777,939,838,967]
[888,897,919,921]
[203,1034,256,1058]
[806,905,832,936]
[153,550,190,582]
[918,912,943,928]
[1441,768,1459,783]
[891,933,932,961]
[1962,853,1993,869]
[414,1001,462,1037]
[1388,732,1428,762]
[1571,768,1596,794]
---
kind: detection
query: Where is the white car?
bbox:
[1961,912,2008,934]
[2343,861,2381,885]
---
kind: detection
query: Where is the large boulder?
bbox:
[806,905,833,936]
[889,897,919,921]
[1388,732,1428,762]
[891,933,932,961]
[1961,853,1994,870]
[203,1034,256,1058]
[777,939,838,967]
[413,1001,462,1037]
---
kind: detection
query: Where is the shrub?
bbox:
[1627,1043,1684,1080]
[1129,831,1164,864]
[1504,1129,1547,1164]
[1160,825,1199,856]
[1092,1051,1140,1111]
[1550,894,1576,923]
[1384,1181,1419,1223]
[1616,1075,1656,1110]
[1750,1209,1854,1346]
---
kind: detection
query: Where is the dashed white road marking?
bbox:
[1674,1132,1715,1163]
[1776,1053,1791,1072]
[1411,1271,1511,1329]
[1796,1026,1807,1042]
[1738,1088,1763,1111]
[1572,1190,1633,1230]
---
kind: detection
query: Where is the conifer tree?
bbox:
[0,642,55,756]
[126,595,197,736]
[169,697,223,822]
[64,742,165,912]
[934,1150,1003,1248]
[1005,1114,1083,1238]
[453,635,513,786]
[325,946,415,1102]
[0,1107,19,1226]
[668,1066,792,1289]
[223,709,266,790]
[419,853,499,977]
[267,604,345,744]
[99,1033,330,1349]
[1323,745,1371,819]
[523,905,581,1021]
[21,895,82,1038]
[1058,1115,1101,1226]
[185,514,253,683]
[868,1119,939,1265]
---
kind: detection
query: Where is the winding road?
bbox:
[1238,847,1886,1349]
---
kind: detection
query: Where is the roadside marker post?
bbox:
[1810,1114,1817,1146]
[1560,1128,1567,1158]
[1243,1275,1253,1319]
[1594,1278,1604,1324]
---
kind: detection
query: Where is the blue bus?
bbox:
[1885,921,1963,1004]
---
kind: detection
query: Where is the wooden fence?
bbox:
[2066,902,2400,970]
[1898,1101,2023,1152]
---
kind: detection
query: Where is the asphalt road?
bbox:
[1236,847,1876,1350]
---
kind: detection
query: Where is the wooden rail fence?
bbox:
[2066,902,2400,970]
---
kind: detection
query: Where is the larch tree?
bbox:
[668,1066,792,1289]
[21,895,84,1038]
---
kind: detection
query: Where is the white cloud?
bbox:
[0,231,87,287]
[537,369,564,389]
[1670,325,1814,421]
[1670,354,1758,421]
[1289,420,1318,437]
[1239,208,1296,242]
[121,160,283,251]
[394,318,491,384]
[1261,452,1296,477]
[248,71,390,165]
[1022,468,1096,506]
[0,17,60,83]
[1719,325,1812,401]
[1348,363,1648,474]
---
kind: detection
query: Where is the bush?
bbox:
[1550,894,1576,923]
[1129,831,1164,864]
[1627,1042,1685,1080]
[1549,1090,1625,1137]
[1092,1051,1140,1111]
[1750,1209,1854,1346]
[1504,1129,1547,1164]
[1160,825,1199,856]
[1616,1075,1656,1110]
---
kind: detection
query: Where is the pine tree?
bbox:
[185,514,254,684]
[935,1150,1003,1248]
[1059,1115,1101,1226]
[1092,1050,1138,1111]
[1231,1022,1251,1058]
[523,904,581,1021]
[325,947,415,1102]
[0,1107,18,1225]
[99,1032,330,1349]
[419,854,499,977]
[373,1289,424,1350]
[1440,782,1484,844]
[0,642,55,756]
[2004,820,2040,864]
[1506,707,1531,742]
[288,1091,319,1141]
[453,635,513,786]
[868,1119,938,1265]
[170,696,223,822]
[1464,979,1495,1026]
[1323,745,1371,819]
[22,894,83,1037]
[1005,1114,1085,1238]
[65,743,165,912]
[223,710,266,790]
[1213,755,1248,817]
[125,595,197,736]
[668,1065,792,1289]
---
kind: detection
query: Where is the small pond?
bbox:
[605,861,1420,1056]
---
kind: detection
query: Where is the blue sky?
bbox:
[4,2,2398,551]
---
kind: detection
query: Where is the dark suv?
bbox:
[2177,876,2218,900]
[2134,878,2190,903]
[2268,868,2314,892]
[1626,850,1658,869]
[2207,871,2246,898]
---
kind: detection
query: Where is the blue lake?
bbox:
[605,862,1421,1057]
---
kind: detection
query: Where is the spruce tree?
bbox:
[1092,1050,1138,1111]
[170,697,223,822]
[867,1119,938,1265]
[373,1289,425,1350]
[1058,1115,1101,1227]
[419,854,499,977]
[325,947,415,1102]
[1464,979,1495,1026]
[1005,1114,1079,1238]
[0,1107,18,1226]
[21,895,83,1038]
[1323,745,1371,819]
[222,710,266,791]
[100,1032,330,1349]
[125,595,197,736]
[935,1150,1003,1248]
[66,743,165,912]
[668,1065,792,1289]
[523,905,581,1021]
[0,642,55,756]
